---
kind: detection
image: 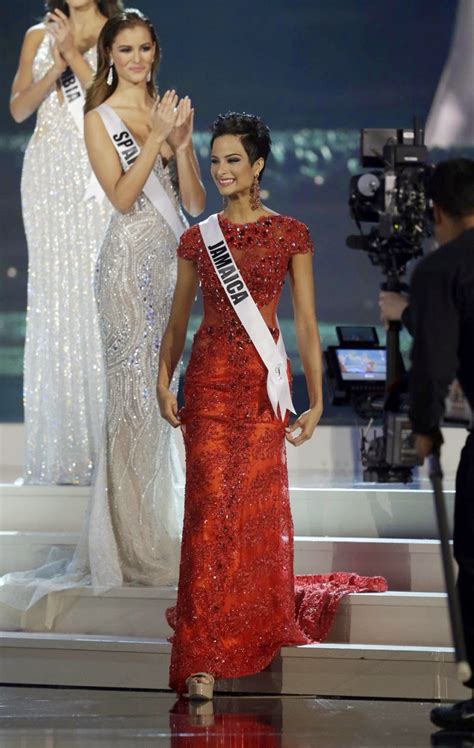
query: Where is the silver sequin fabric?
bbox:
[0,136,188,616]
[77,155,187,588]
[21,32,111,485]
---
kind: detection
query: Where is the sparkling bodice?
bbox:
[30,31,97,137]
[87,140,186,589]
[113,155,185,227]
[178,214,313,329]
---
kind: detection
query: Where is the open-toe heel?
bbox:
[185,672,215,701]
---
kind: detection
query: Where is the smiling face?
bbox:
[109,24,156,85]
[210,135,264,199]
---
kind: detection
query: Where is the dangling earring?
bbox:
[249,174,261,211]
[106,60,114,86]
[146,67,152,83]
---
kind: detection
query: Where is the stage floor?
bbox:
[0,467,457,491]
[0,686,457,747]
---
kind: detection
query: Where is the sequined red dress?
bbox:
[167,214,387,694]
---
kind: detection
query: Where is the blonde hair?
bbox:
[84,9,160,113]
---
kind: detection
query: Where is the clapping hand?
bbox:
[47,9,76,62]
[167,96,194,152]
[48,32,67,77]
[151,90,180,143]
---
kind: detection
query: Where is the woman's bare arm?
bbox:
[286,252,323,446]
[47,9,96,89]
[157,258,199,426]
[10,25,65,123]
[84,91,179,213]
[166,98,206,217]
[85,110,164,212]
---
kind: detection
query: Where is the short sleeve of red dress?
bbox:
[177,226,201,262]
[288,220,314,257]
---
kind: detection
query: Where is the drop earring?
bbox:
[106,60,114,86]
[146,67,152,83]
[249,174,261,211]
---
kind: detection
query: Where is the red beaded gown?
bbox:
[167,214,387,694]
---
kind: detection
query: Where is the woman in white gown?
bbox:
[80,8,205,589]
[0,9,205,620]
[11,0,122,485]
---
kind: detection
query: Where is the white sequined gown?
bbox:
[71,150,187,590]
[22,32,110,484]
[0,59,185,617]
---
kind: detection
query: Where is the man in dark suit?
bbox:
[382,158,474,730]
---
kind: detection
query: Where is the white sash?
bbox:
[57,64,104,203]
[59,66,85,135]
[95,103,186,243]
[199,213,296,421]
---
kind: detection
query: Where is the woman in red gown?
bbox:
[158,112,386,699]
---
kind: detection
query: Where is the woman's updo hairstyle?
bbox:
[210,112,272,181]
[45,0,123,16]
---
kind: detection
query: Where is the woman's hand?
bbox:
[150,90,180,144]
[49,36,67,77]
[47,10,76,63]
[157,385,181,427]
[167,96,194,152]
[285,403,323,446]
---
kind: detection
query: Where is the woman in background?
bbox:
[10,0,122,485]
[0,8,204,620]
[81,9,205,589]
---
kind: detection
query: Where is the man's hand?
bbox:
[379,291,409,326]
[414,433,436,461]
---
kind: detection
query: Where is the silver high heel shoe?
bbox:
[185,672,215,701]
[188,700,215,726]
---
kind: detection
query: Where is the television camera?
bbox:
[345,118,433,482]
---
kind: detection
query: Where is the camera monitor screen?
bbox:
[336,348,386,382]
[336,325,379,345]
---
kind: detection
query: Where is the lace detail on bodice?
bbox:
[178,214,313,329]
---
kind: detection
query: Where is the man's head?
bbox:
[429,158,474,246]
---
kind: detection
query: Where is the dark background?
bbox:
[2,1,457,132]
[0,0,460,419]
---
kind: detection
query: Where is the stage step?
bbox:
[0,586,451,648]
[0,531,76,575]
[0,632,465,700]
[0,480,454,538]
[0,532,451,593]
[296,537,450,592]
[1,422,465,480]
